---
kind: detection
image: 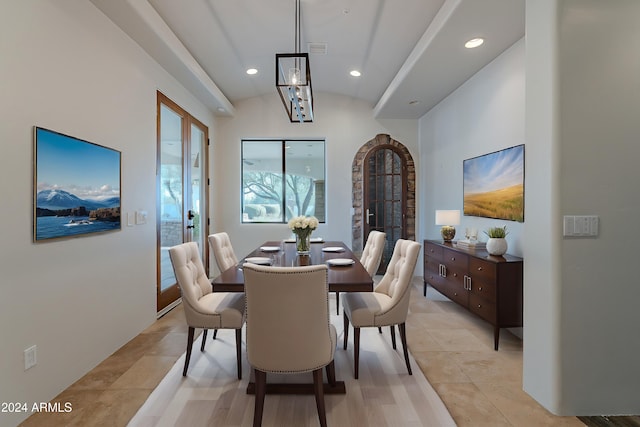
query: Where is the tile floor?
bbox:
[20,279,586,427]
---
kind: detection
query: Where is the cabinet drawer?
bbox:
[469,258,496,282]
[424,242,443,261]
[448,281,469,307]
[469,294,496,323]
[469,277,496,302]
[442,248,468,270]
[424,259,444,286]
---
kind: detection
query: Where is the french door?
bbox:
[156,92,208,313]
[363,145,407,273]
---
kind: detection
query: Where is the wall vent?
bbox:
[307,42,328,55]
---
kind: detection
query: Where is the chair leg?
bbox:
[183,327,195,377]
[343,311,349,350]
[312,368,328,427]
[335,291,340,315]
[235,328,242,380]
[201,329,208,352]
[378,327,383,334]
[398,322,412,375]
[390,325,397,350]
[253,369,266,427]
[354,327,361,379]
[325,360,336,386]
[213,329,218,340]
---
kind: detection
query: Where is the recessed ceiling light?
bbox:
[246,68,258,75]
[350,70,361,77]
[409,100,420,106]
[465,38,484,49]
[217,107,225,112]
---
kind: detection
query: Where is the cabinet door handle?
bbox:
[453,273,458,277]
[451,257,456,261]
[463,275,472,291]
[477,267,483,271]
[478,287,483,291]
[477,304,482,308]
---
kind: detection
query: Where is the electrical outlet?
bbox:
[24,345,37,370]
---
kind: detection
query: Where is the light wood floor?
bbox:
[20,279,586,427]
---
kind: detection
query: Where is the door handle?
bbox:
[186,225,195,229]
[187,210,196,220]
[366,208,375,225]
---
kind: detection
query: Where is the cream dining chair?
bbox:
[342,239,421,379]
[242,263,337,427]
[209,232,239,273]
[168,242,245,378]
[334,230,386,315]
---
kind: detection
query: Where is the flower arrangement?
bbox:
[288,215,319,254]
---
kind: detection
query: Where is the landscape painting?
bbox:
[463,144,524,222]
[34,127,121,241]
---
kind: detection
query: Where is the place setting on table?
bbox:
[244,240,356,268]
[212,245,372,293]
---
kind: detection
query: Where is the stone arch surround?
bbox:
[351,133,416,253]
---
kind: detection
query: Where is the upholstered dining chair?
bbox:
[242,263,337,427]
[209,232,239,273]
[334,230,386,315]
[342,239,421,379]
[168,242,245,379]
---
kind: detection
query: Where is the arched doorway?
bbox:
[352,134,416,273]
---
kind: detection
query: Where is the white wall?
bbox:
[555,0,640,414]
[0,2,214,425]
[418,39,526,254]
[525,0,640,415]
[210,93,418,275]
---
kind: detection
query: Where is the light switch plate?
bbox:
[563,215,598,237]
[135,210,147,225]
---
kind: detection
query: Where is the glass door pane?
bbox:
[159,103,184,293]
[189,123,206,259]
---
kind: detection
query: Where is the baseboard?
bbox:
[157,298,182,319]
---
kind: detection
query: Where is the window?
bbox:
[242,139,325,223]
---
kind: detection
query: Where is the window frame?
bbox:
[241,138,326,224]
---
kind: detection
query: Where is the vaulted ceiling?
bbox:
[91,0,524,119]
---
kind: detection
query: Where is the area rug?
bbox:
[128,313,456,427]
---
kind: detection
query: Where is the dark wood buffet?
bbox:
[423,240,523,350]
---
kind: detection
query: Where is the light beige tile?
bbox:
[428,328,491,352]
[109,356,177,390]
[412,350,472,384]
[451,351,522,385]
[476,382,586,427]
[434,382,512,427]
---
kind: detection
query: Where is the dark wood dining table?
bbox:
[210,239,373,395]
[211,240,374,293]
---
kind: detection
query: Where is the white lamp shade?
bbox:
[435,210,460,226]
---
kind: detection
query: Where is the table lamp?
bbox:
[435,210,460,242]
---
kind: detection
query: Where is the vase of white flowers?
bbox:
[288,215,319,255]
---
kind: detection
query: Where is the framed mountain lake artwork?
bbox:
[33,127,121,241]
[463,144,524,222]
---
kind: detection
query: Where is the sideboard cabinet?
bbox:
[423,240,523,350]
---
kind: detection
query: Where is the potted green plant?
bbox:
[484,226,509,256]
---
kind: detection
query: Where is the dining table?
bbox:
[210,239,374,395]
[211,239,374,294]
